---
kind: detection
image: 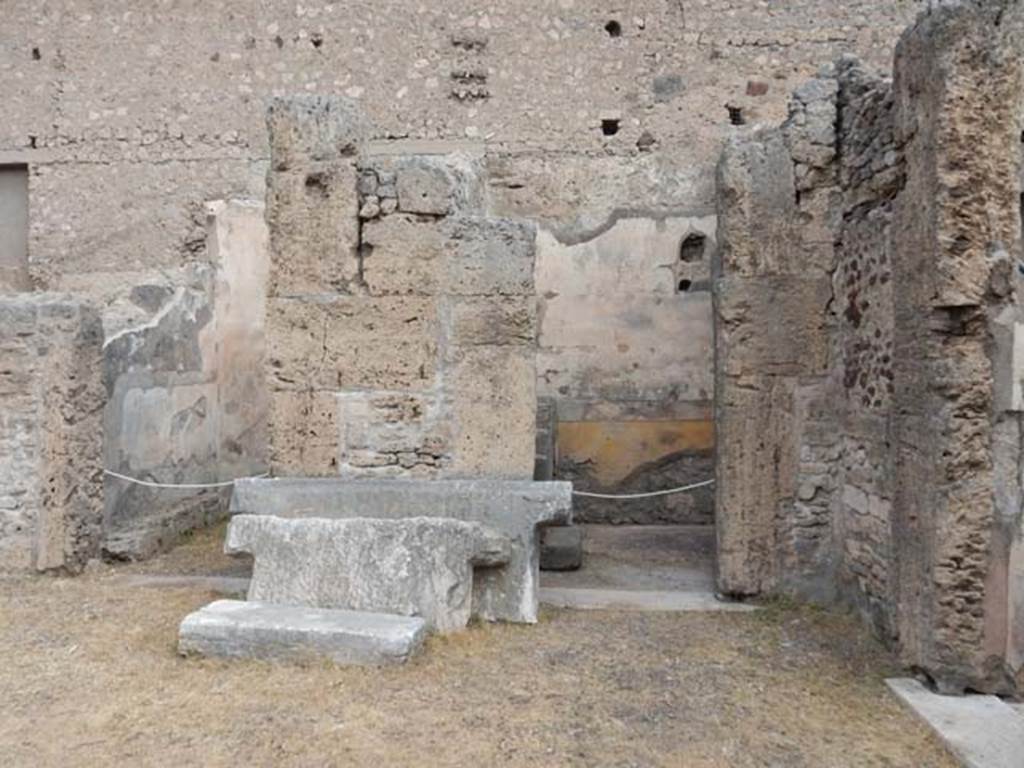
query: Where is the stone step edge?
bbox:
[179,599,427,666]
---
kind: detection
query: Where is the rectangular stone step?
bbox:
[178,600,426,666]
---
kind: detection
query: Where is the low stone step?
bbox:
[179,600,427,666]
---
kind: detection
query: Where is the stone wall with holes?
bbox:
[0,0,918,534]
[266,97,536,478]
[714,1,1024,695]
[0,295,104,573]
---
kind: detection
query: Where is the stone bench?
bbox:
[227,515,510,633]
[179,600,426,665]
[230,478,573,623]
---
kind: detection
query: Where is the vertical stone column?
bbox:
[888,0,1024,694]
[264,97,368,475]
[0,295,104,572]
[713,78,841,598]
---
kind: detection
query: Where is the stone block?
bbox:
[446,296,536,347]
[179,599,426,666]
[227,515,510,633]
[266,96,370,172]
[266,295,439,391]
[230,478,573,623]
[540,526,583,571]
[267,390,339,476]
[266,164,360,296]
[0,295,104,573]
[396,163,455,215]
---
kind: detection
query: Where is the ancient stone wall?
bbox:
[714,0,1024,694]
[0,0,919,527]
[101,200,269,559]
[0,295,104,573]
[266,98,536,478]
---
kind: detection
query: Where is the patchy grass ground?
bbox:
[0,530,954,767]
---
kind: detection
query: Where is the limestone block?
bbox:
[361,215,536,297]
[266,164,360,296]
[179,600,426,666]
[0,295,104,573]
[267,390,339,476]
[230,478,574,623]
[396,162,454,215]
[446,296,536,347]
[714,275,832,377]
[266,96,370,172]
[266,295,439,391]
[227,515,511,633]
[447,346,536,478]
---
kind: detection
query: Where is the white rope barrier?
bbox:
[103,469,269,490]
[571,478,715,500]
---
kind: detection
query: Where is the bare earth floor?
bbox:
[0,526,955,768]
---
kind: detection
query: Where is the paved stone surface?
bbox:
[227,514,510,632]
[886,678,1024,768]
[231,478,572,624]
[539,587,755,613]
[179,599,426,666]
[540,525,583,571]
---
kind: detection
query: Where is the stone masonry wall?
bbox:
[714,0,1024,694]
[0,295,104,573]
[266,98,536,478]
[0,1,922,537]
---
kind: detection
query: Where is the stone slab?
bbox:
[227,515,510,633]
[230,478,573,624]
[886,678,1024,768]
[539,587,757,613]
[540,526,583,571]
[178,599,426,666]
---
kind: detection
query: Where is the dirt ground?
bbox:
[0,527,955,768]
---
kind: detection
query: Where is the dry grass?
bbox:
[0,557,955,768]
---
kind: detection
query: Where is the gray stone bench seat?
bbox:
[227,515,510,633]
[178,600,426,665]
[230,478,573,623]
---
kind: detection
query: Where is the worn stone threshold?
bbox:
[538,586,756,613]
[886,678,1024,768]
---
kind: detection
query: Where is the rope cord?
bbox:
[571,478,715,500]
[103,469,269,490]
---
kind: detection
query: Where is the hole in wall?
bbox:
[31,47,41,61]
[304,171,330,197]
[601,119,620,137]
[310,32,324,49]
[680,233,707,263]
[677,279,693,293]
[605,20,622,37]
[274,35,284,49]
[727,106,746,126]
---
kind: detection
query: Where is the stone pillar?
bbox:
[264,97,367,475]
[887,0,1024,694]
[0,295,104,573]
[713,78,841,599]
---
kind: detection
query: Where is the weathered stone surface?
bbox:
[102,200,270,559]
[227,515,511,633]
[0,295,104,573]
[179,599,426,665]
[714,2,1024,695]
[230,478,573,623]
[887,678,1024,768]
[540,526,583,571]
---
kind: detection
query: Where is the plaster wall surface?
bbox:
[0,165,29,292]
